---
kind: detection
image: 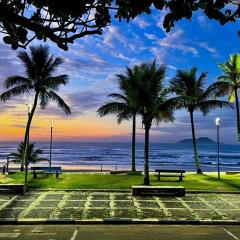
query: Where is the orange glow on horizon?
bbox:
[0,111,132,141]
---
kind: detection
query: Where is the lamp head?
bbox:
[27,104,32,114]
[51,120,54,128]
[215,117,220,126]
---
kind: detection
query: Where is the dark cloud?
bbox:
[150,108,238,144]
[67,91,109,116]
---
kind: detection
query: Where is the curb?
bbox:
[28,189,131,192]
[0,219,240,225]
[26,189,240,194]
[186,190,240,194]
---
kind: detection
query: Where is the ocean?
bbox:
[0,141,240,172]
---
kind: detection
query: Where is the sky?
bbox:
[0,8,240,144]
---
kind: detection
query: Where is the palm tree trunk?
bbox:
[235,89,240,141]
[21,93,39,172]
[190,111,202,174]
[144,123,151,185]
[131,113,136,172]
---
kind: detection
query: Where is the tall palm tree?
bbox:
[170,67,231,174]
[122,61,174,185]
[97,93,137,171]
[217,54,240,140]
[0,45,71,173]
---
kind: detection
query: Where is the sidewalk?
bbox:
[0,191,240,223]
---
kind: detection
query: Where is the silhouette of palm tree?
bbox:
[170,67,231,174]
[0,45,71,173]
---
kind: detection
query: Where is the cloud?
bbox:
[103,26,126,48]
[199,42,218,54]
[197,15,212,30]
[151,108,238,144]
[134,18,151,29]
[157,29,198,55]
[0,44,23,91]
[63,88,116,116]
[144,33,158,41]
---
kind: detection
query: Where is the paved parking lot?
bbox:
[0,191,240,221]
[0,225,240,240]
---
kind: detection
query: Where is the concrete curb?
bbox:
[28,189,131,192]
[186,190,240,194]
[0,219,240,225]
[27,189,240,194]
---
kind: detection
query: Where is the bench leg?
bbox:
[56,173,59,178]
[157,173,160,181]
[33,172,37,179]
[179,174,183,182]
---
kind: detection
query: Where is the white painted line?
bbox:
[0,196,18,211]
[224,228,240,240]
[26,233,57,236]
[0,233,20,238]
[70,229,78,240]
[31,226,43,233]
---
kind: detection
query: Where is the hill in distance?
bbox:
[177,137,216,144]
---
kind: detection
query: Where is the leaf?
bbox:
[3,36,12,44]
[229,90,236,103]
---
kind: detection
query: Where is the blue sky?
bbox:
[0,9,240,144]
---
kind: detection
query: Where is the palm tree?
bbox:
[97,93,137,171]
[217,54,240,140]
[10,142,48,164]
[0,45,71,173]
[170,67,231,174]
[122,61,174,185]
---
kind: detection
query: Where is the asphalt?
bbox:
[0,224,240,240]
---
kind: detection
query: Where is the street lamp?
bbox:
[24,104,32,184]
[215,117,220,180]
[49,120,54,167]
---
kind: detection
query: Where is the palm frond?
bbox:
[0,84,30,102]
[44,75,69,90]
[108,93,129,104]
[4,76,32,88]
[47,91,71,115]
[198,100,233,115]
[97,102,131,118]
[204,81,231,98]
[39,92,50,109]
[17,50,35,78]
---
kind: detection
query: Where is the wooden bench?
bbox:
[155,169,185,182]
[31,166,62,179]
[132,186,185,196]
[110,170,142,175]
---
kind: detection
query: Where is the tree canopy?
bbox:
[0,0,239,50]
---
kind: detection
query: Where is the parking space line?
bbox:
[224,228,240,240]
[0,196,18,211]
[70,228,78,240]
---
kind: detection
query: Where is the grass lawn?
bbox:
[0,172,239,191]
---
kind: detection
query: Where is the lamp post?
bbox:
[215,117,220,180]
[24,104,32,184]
[49,120,54,167]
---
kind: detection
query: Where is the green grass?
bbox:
[0,172,240,191]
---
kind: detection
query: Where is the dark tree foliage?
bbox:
[0,0,239,50]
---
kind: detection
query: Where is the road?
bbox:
[0,225,240,240]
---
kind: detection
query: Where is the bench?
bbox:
[155,169,185,182]
[226,171,240,175]
[31,166,62,179]
[132,186,185,196]
[110,170,142,175]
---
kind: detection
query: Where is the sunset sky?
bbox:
[0,9,240,144]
